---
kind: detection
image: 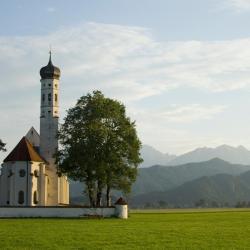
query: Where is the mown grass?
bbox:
[1,209,250,249]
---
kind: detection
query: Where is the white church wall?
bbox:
[0,207,118,218]
[0,163,9,206]
[0,161,47,206]
[11,161,30,206]
[58,175,69,205]
[30,162,46,206]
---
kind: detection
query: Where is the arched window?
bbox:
[42,94,45,102]
[33,191,38,204]
[19,169,26,177]
[48,93,51,102]
[55,94,58,102]
[18,191,24,205]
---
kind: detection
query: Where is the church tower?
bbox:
[40,52,69,205]
[40,52,60,165]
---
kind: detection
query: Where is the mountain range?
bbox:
[133,158,250,196]
[132,171,250,208]
[140,144,250,167]
[70,157,250,207]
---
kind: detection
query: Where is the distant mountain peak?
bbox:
[140,144,176,168]
[169,144,250,166]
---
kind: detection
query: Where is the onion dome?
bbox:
[40,52,61,80]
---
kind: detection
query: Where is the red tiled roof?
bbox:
[4,137,44,163]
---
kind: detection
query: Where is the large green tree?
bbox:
[56,91,142,206]
[0,139,6,152]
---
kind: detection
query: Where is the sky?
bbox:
[1,0,250,162]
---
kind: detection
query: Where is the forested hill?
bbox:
[70,158,250,206]
[131,171,250,208]
[132,158,250,196]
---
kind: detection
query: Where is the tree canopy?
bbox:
[56,90,142,206]
[0,139,6,152]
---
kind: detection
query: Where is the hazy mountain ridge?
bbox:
[169,145,250,166]
[140,145,176,167]
[140,144,250,167]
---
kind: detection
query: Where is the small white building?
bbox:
[0,53,69,206]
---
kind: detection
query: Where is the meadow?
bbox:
[0,209,250,249]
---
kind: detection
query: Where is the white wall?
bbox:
[0,161,46,206]
[0,207,116,218]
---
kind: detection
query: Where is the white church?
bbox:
[0,53,69,206]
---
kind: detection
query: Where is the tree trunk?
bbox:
[106,186,111,207]
[87,182,95,207]
[96,181,102,207]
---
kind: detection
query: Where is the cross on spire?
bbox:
[49,46,52,62]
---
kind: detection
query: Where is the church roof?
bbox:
[40,52,61,80]
[3,137,45,163]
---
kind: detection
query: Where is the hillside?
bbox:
[132,158,250,196]
[132,171,250,207]
[70,158,250,203]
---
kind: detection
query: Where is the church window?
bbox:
[55,84,57,88]
[49,83,51,87]
[42,94,45,102]
[19,169,26,177]
[18,191,24,205]
[33,191,38,204]
[55,94,58,102]
[8,170,13,178]
[48,93,51,102]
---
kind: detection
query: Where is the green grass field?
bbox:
[1,209,250,249]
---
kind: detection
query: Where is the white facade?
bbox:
[0,54,69,207]
[0,161,46,206]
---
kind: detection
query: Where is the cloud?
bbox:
[1,22,250,102]
[222,0,250,11]
[0,22,249,161]
[129,104,227,124]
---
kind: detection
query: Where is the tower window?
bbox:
[42,94,45,102]
[48,93,51,102]
[48,83,51,87]
[18,191,24,205]
[55,94,58,102]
